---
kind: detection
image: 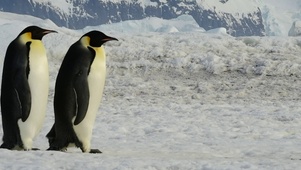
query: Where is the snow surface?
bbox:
[32,0,158,15]
[31,0,73,16]
[199,0,260,14]
[1,12,301,169]
[81,15,205,34]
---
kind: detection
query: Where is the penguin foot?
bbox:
[31,148,40,151]
[47,147,55,151]
[61,147,67,152]
[0,143,14,150]
[89,149,102,154]
[47,146,67,152]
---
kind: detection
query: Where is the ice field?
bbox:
[0,11,300,169]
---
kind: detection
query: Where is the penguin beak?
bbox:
[42,29,57,35]
[103,36,118,42]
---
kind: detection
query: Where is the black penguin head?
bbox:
[82,31,118,47]
[18,25,57,40]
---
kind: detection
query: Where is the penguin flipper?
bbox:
[73,73,89,125]
[14,71,31,122]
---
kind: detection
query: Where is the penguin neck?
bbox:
[92,46,106,64]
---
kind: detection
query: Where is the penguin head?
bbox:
[18,25,57,40]
[81,31,118,47]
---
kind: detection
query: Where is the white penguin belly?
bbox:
[73,47,106,151]
[18,40,49,149]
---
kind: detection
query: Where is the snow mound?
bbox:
[155,25,179,33]
[288,20,301,36]
[206,27,228,35]
[81,15,205,34]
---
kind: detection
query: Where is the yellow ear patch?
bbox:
[19,32,32,43]
[80,36,106,60]
[80,36,91,47]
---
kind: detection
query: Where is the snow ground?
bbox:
[0,12,301,169]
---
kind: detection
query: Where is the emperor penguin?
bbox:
[46,31,118,153]
[0,26,56,150]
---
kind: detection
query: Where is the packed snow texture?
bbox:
[0,12,301,169]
